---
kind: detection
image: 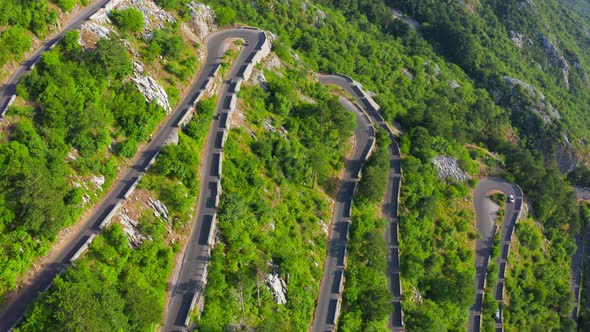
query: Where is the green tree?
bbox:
[215,7,237,26]
[110,8,144,33]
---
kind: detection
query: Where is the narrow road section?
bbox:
[0,27,268,332]
[162,28,270,331]
[316,74,404,331]
[470,178,523,332]
[0,0,111,119]
[309,93,374,331]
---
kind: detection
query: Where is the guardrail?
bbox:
[98,200,123,230]
[70,234,96,261]
[0,95,16,118]
[123,176,141,199]
[144,151,160,172]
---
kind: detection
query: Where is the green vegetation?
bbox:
[2,0,587,329]
[0,0,90,68]
[142,97,216,223]
[215,6,237,26]
[561,0,590,24]
[110,8,145,33]
[16,97,214,330]
[16,223,172,331]
[339,130,392,331]
[356,130,390,204]
[483,265,499,332]
[141,23,198,81]
[0,30,165,298]
[505,216,575,330]
[199,70,355,330]
[490,193,506,207]
[568,165,590,187]
[578,202,590,330]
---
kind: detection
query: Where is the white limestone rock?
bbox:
[265,272,288,305]
[538,34,569,88]
[252,71,267,90]
[401,68,414,81]
[187,2,218,39]
[432,155,468,182]
[148,197,170,221]
[119,211,152,247]
[90,175,105,190]
[509,30,532,49]
[503,76,561,123]
[79,22,112,42]
[131,62,172,113]
[119,0,175,30]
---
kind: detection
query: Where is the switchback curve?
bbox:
[309,94,375,331]
[0,27,269,332]
[162,28,270,331]
[470,178,523,332]
[316,74,404,331]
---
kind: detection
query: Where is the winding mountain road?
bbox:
[310,92,375,331]
[470,178,523,332]
[162,28,270,331]
[0,27,268,332]
[0,0,111,119]
[315,75,404,331]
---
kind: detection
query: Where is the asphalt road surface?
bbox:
[0,0,111,119]
[316,75,404,331]
[309,94,374,332]
[470,178,523,332]
[162,28,267,332]
[0,25,266,332]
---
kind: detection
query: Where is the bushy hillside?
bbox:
[561,0,590,23]
[394,0,590,171]
[0,0,91,71]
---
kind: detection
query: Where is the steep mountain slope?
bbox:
[561,0,590,23]
[394,0,590,173]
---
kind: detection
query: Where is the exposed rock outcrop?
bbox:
[187,2,217,39]
[538,34,570,88]
[147,197,170,220]
[265,272,288,305]
[555,136,579,173]
[432,155,468,182]
[119,0,175,30]
[401,68,414,81]
[503,76,560,123]
[131,62,172,113]
[79,22,112,47]
[90,0,174,30]
[391,8,420,30]
[252,71,267,90]
[119,210,152,247]
[510,30,531,49]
